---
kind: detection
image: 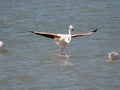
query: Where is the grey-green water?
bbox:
[0,0,120,90]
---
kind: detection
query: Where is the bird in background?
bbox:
[29,25,97,55]
[108,51,119,61]
[0,41,4,52]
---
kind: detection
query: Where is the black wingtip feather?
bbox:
[92,29,97,33]
[28,31,34,33]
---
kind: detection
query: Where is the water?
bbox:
[0,0,120,90]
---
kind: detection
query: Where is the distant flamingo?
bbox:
[29,25,97,55]
[0,41,4,52]
[108,51,119,61]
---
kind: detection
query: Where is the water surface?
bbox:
[0,0,120,90]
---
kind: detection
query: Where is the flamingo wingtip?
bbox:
[28,31,34,33]
[92,29,97,33]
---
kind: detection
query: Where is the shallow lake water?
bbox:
[0,0,120,90]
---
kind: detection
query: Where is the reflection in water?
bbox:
[53,53,74,66]
[59,54,74,66]
[59,60,74,66]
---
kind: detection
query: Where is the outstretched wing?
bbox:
[71,29,97,38]
[29,31,61,39]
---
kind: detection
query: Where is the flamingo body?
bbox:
[55,34,71,45]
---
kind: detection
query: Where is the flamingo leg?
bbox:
[60,45,66,55]
[59,45,70,59]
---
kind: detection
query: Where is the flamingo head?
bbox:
[69,25,74,31]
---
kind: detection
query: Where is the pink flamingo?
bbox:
[29,25,97,55]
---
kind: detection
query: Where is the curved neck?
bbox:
[69,29,71,35]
